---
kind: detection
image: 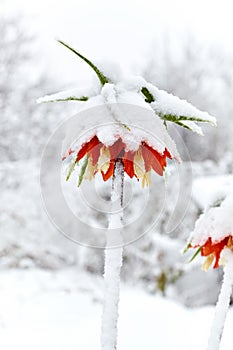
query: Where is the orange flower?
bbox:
[191,236,233,271]
[64,135,172,186]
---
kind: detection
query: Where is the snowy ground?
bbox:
[0,268,232,350]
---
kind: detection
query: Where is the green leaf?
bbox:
[78,155,88,187]
[160,117,203,134]
[159,113,214,124]
[173,120,194,131]
[39,96,89,103]
[141,87,155,103]
[188,247,201,263]
[209,197,224,208]
[66,160,77,181]
[182,242,192,254]
[57,40,109,86]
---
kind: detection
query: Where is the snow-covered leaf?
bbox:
[138,83,217,132]
[173,120,204,135]
[36,88,92,104]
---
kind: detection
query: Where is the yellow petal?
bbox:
[201,254,215,272]
[134,148,145,179]
[227,236,233,251]
[142,171,151,188]
[98,146,110,174]
[84,157,96,181]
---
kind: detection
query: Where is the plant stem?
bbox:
[207,249,233,350]
[101,159,124,350]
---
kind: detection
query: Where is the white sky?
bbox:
[2,0,233,86]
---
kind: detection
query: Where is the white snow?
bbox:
[101,160,124,350]
[0,267,233,350]
[207,248,233,350]
[58,82,181,161]
[95,60,124,84]
[36,85,99,103]
[102,243,123,350]
[192,175,233,209]
[190,192,233,246]
[147,82,217,126]
[38,71,216,161]
[178,120,204,135]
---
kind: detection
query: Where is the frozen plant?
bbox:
[187,192,233,350]
[38,40,216,350]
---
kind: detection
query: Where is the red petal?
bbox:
[77,136,101,161]
[102,162,115,181]
[164,148,172,159]
[142,143,164,176]
[90,143,102,166]
[77,143,88,161]
[200,238,212,256]
[201,237,229,269]
[109,138,125,159]
[123,151,135,178]
[213,251,221,269]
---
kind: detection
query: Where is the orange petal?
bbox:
[123,151,135,178]
[164,148,172,159]
[201,237,229,269]
[142,143,164,176]
[101,161,115,181]
[77,136,101,162]
[200,238,212,256]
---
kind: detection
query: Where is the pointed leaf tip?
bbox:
[78,155,88,187]
[57,39,109,86]
[188,247,201,263]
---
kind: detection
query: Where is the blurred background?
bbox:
[1,0,233,348]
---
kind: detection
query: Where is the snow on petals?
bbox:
[63,134,173,187]
[188,192,233,270]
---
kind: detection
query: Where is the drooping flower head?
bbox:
[60,84,179,187]
[63,134,173,187]
[187,192,233,271]
[37,40,216,187]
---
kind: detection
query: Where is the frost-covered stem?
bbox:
[207,248,233,350]
[101,159,124,350]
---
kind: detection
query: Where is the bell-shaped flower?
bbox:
[37,40,216,187]
[187,192,233,270]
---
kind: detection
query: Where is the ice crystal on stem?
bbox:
[101,160,124,350]
[207,248,233,350]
